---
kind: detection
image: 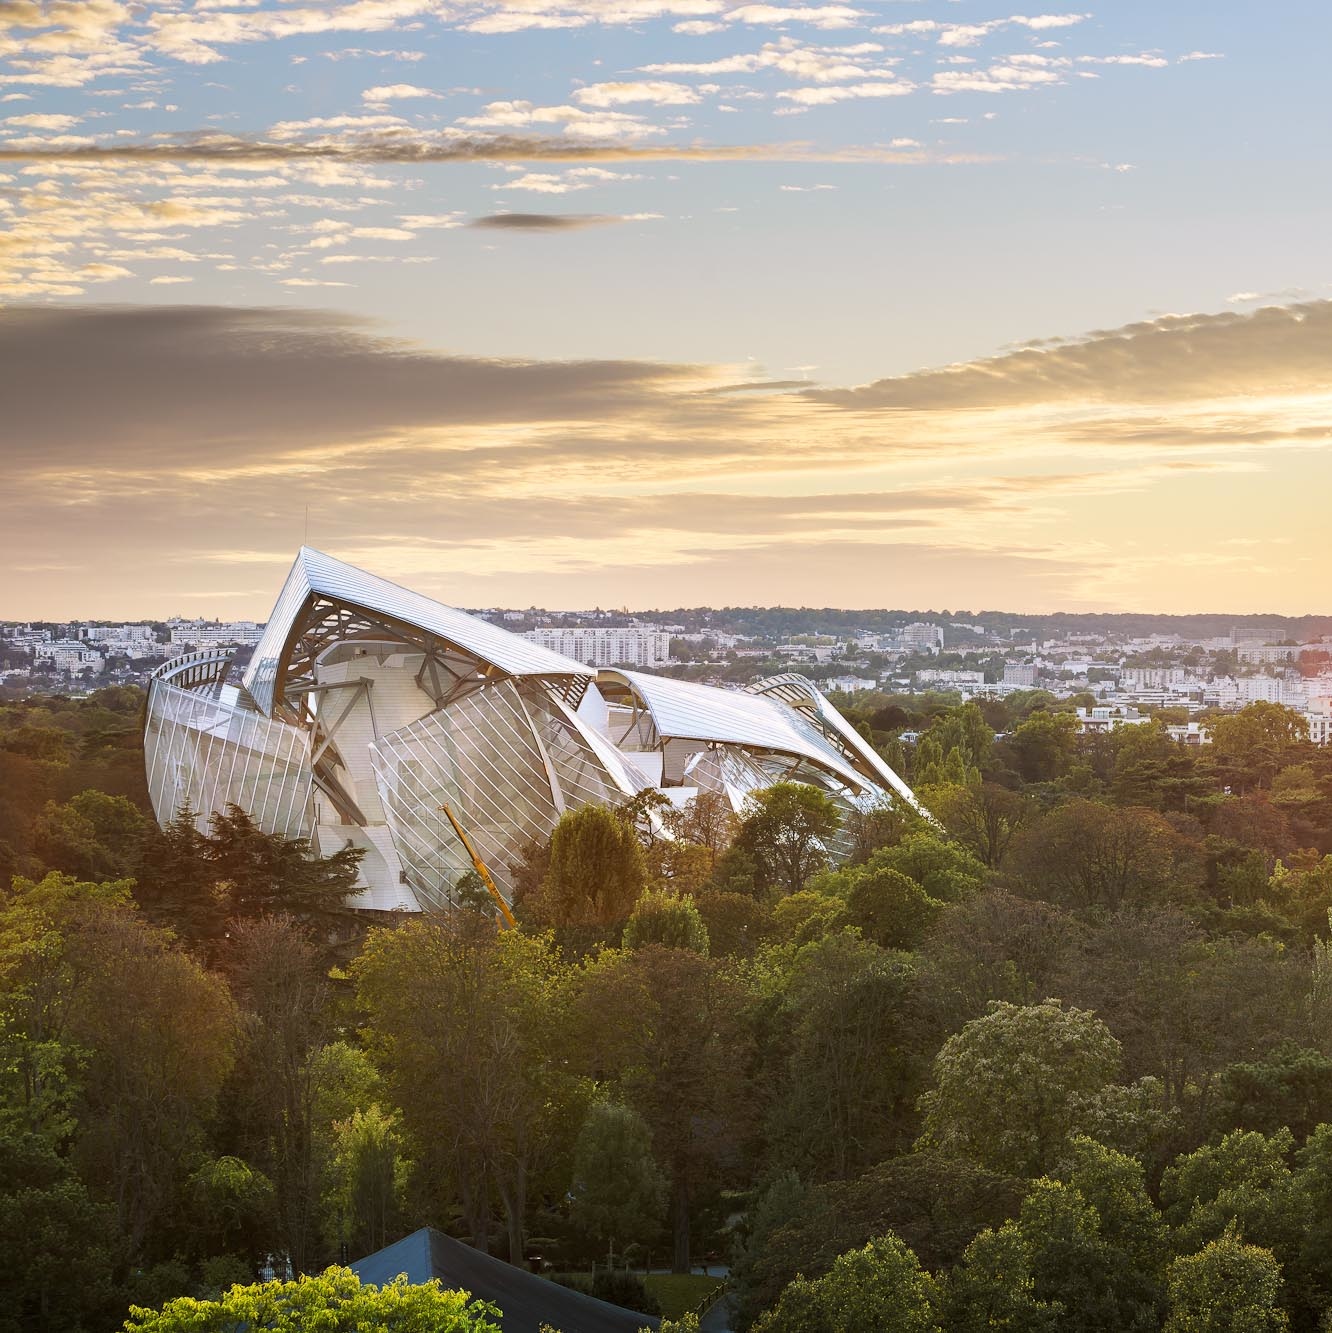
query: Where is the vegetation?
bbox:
[3,689,1332,1330]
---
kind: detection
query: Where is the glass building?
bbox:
[143,548,923,912]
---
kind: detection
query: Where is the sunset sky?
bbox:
[1,0,1328,619]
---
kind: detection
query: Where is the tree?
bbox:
[948,1173,1163,1333]
[623,890,710,955]
[752,1233,941,1333]
[1211,1043,1332,1143]
[843,864,941,951]
[868,832,984,904]
[1160,1130,1308,1284]
[568,1101,666,1264]
[1164,1232,1290,1332]
[355,918,579,1264]
[918,1000,1123,1177]
[574,945,753,1273]
[929,782,1034,870]
[0,1121,117,1333]
[731,783,843,899]
[764,933,930,1181]
[1,873,238,1263]
[325,1105,410,1261]
[122,1268,502,1332]
[225,915,338,1274]
[1208,703,1310,792]
[134,805,363,954]
[528,804,648,928]
[31,789,146,881]
[1111,722,1210,812]
[733,1153,1023,1329]
[1004,710,1079,784]
[1013,799,1202,913]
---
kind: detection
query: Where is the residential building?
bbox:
[524,626,672,668]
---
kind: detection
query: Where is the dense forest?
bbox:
[3,684,1332,1330]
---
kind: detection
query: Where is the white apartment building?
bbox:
[1237,644,1302,664]
[1003,663,1039,688]
[892,623,945,653]
[917,669,986,688]
[37,640,103,672]
[168,619,265,648]
[524,626,672,668]
[825,674,879,693]
[1076,705,1150,734]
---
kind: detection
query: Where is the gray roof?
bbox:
[351,1228,660,1333]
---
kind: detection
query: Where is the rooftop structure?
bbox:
[143,549,921,914]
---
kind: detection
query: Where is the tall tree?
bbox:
[574,944,753,1273]
[731,783,843,899]
[355,917,579,1264]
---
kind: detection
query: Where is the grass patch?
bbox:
[643,1273,725,1319]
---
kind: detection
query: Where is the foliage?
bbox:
[568,1101,666,1260]
[730,782,843,899]
[121,1267,503,1332]
[623,890,710,955]
[1164,1232,1290,1332]
[752,1233,941,1333]
[918,999,1123,1177]
[529,804,648,928]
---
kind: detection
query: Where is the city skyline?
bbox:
[2,1,1329,618]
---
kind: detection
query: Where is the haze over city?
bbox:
[2,0,1329,618]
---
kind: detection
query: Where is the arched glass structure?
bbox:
[144,548,922,912]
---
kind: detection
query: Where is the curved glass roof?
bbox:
[601,668,867,790]
[747,673,924,811]
[243,547,591,716]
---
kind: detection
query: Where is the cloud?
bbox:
[468,211,659,228]
[778,79,911,104]
[2,302,1328,617]
[362,82,441,102]
[0,129,990,167]
[808,302,1332,412]
[573,80,702,107]
[2,112,81,130]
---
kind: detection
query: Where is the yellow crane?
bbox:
[439,803,517,929]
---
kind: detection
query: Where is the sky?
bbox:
[1,0,1329,619]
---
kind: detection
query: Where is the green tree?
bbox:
[569,1101,667,1264]
[1111,722,1210,811]
[1005,709,1079,784]
[918,1000,1123,1177]
[842,863,941,950]
[732,783,843,899]
[529,803,648,928]
[122,1268,502,1332]
[1164,1232,1290,1332]
[574,945,753,1273]
[1160,1129,1308,1294]
[355,917,579,1263]
[623,890,710,954]
[752,1233,941,1333]
[1208,703,1310,792]
[325,1105,410,1261]
[764,933,930,1181]
[1014,799,1202,912]
[928,781,1034,870]
[869,831,984,904]
[32,789,146,881]
[948,1174,1163,1333]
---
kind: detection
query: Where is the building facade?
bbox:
[143,549,922,915]
[523,626,672,668]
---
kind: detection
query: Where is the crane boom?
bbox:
[439,803,517,929]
